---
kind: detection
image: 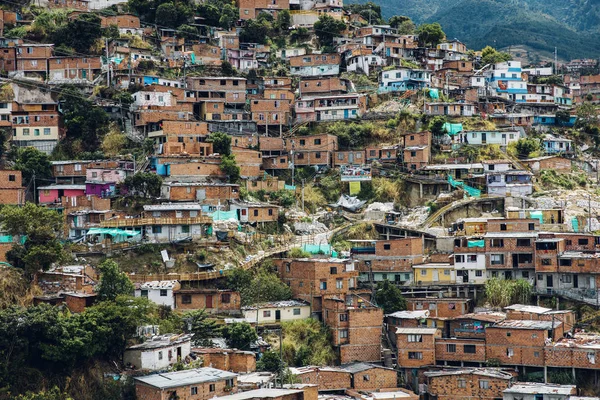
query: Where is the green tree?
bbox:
[53,13,103,54]
[221,60,235,76]
[177,24,199,40]
[240,18,272,45]
[0,203,65,278]
[281,319,335,366]
[313,14,346,47]
[481,46,512,66]
[417,23,445,47]
[103,24,120,40]
[13,147,52,184]
[15,387,73,400]
[389,15,415,34]
[514,138,541,159]
[428,116,447,137]
[182,309,220,347]
[221,155,241,183]
[120,172,163,197]
[156,2,179,27]
[555,110,572,127]
[208,132,232,155]
[95,260,135,301]
[276,10,291,32]
[257,350,284,373]
[374,280,406,314]
[227,265,292,306]
[59,86,110,155]
[222,322,258,350]
[345,2,383,24]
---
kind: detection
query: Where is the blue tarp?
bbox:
[428,89,439,99]
[572,217,579,233]
[302,244,333,255]
[443,123,463,135]
[284,184,296,191]
[467,240,485,248]
[208,210,239,221]
[530,211,544,224]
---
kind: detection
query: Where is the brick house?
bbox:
[289,366,351,390]
[160,182,240,205]
[173,289,241,314]
[484,232,538,281]
[503,383,576,400]
[323,294,383,364]
[298,77,351,96]
[237,0,290,20]
[274,258,358,315]
[64,293,97,313]
[434,337,487,365]
[447,312,506,340]
[341,362,398,390]
[229,200,280,224]
[395,327,440,368]
[425,368,514,400]
[289,54,341,77]
[484,320,563,367]
[295,93,367,123]
[134,367,237,400]
[193,348,256,373]
[405,298,472,319]
[504,304,575,333]
[403,145,430,170]
[0,170,25,205]
[214,386,318,400]
[38,184,86,204]
[352,238,424,285]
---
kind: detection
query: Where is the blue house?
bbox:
[543,134,574,155]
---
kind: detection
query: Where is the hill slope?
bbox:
[347,0,600,60]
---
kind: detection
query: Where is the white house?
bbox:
[457,130,521,146]
[135,280,180,307]
[453,253,486,285]
[503,383,576,400]
[123,333,193,370]
[131,91,174,108]
[346,54,385,76]
[486,170,534,197]
[242,300,311,324]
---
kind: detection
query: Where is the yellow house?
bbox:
[413,263,455,285]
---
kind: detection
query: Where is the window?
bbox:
[579,238,589,245]
[458,379,466,388]
[140,289,148,298]
[408,352,423,360]
[8,175,15,182]
[420,270,427,276]
[268,209,273,216]
[562,274,572,284]
[507,348,514,357]
[529,223,535,231]
[384,243,391,250]
[222,293,231,303]
[293,308,301,315]
[534,351,540,358]
[541,259,551,265]
[491,254,504,265]
[339,330,348,339]
[160,289,167,297]
[447,344,456,353]
[158,351,163,360]
[340,313,348,322]
[410,151,416,157]
[490,239,504,247]
[253,210,259,217]
[191,387,198,395]
[476,270,483,277]
[455,255,464,263]
[320,281,327,290]
[263,310,271,317]
[363,374,370,381]
[517,239,531,247]
[23,128,29,136]
[408,335,423,342]
[44,128,51,135]
[467,255,477,263]
[181,225,190,234]
[443,270,450,275]
[209,384,215,392]
[506,332,511,337]
[429,303,437,310]
[336,279,343,289]
[479,380,489,389]
[182,294,192,304]
[464,345,476,354]
[330,266,338,274]
[500,223,507,231]
[314,138,322,145]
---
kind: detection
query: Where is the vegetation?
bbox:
[221,155,241,184]
[540,170,588,190]
[313,15,347,47]
[95,260,135,301]
[226,264,293,306]
[0,203,66,279]
[416,23,445,47]
[281,319,336,366]
[12,147,52,184]
[182,309,220,346]
[257,350,284,373]
[484,278,532,308]
[209,132,232,156]
[374,280,407,314]
[120,172,163,197]
[222,322,258,350]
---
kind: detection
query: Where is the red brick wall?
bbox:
[406,299,470,319]
[396,332,438,367]
[174,291,241,313]
[427,374,511,400]
[351,368,397,390]
[435,339,486,363]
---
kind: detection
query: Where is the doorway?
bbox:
[275,310,281,321]
[206,295,213,308]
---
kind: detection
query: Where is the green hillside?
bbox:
[346,0,600,59]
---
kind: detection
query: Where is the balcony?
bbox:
[101,216,212,228]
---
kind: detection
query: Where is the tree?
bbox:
[177,24,199,40]
[95,260,135,301]
[52,13,103,54]
[388,15,410,28]
[276,10,291,32]
[15,387,73,400]
[221,60,235,76]
[313,14,346,47]
[59,86,110,155]
[102,24,120,40]
[239,19,272,45]
[155,2,179,27]
[555,110,572,127]
[514,138,541,159]
[13,147,52,184]
[345,2,383,24]
[417,23,445,47]
[120,172,163,197]
[222,322,258,350]
[374,280,407,314]
[0,203,65,278]
[485,278,532,308]
[257,350,284,373]
[208,132,232,155]
[182,309,220,347]
[221,155,241,183]
[226,265,292,306]
[481,46,512,66]
[428,116,447,137]
[100,123,127,156]
[389,15,415,34]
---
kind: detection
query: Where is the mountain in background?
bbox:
[348,0,600,61]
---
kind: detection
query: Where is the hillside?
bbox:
[347,0,600,60]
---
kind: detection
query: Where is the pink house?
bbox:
[86,168,127,184]
[38,184,86,204]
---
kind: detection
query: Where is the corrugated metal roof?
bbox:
[134,367,237,389]
[504,383,576,395]
[395,327,439,335]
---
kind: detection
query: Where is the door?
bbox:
[348,153,354,164]
[206,295,213,309]
[481,132,487,144]
[505,271,512,280]
[573,275,579,288]
[502,134,507,145]
[177,346,182,361]
[344,109,349,119]
[460,270,468,283]
[546,275,554,288]
[275,310,281,321]
[432,270,439,282]
[512,254,519,269]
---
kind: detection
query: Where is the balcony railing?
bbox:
[101,216,212,227]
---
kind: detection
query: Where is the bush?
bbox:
[288,248,311,258]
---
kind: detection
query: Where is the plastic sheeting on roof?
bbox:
[529,211,543,224]
[443,122,463,135]
[333,195,366,212]
[428,88,439,99]
[302,244,333,255]
[284,184,296,191]
[87,228,140,237]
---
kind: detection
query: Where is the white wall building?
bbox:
[135,280,180,307]
[123,334,193,370]
[132,91,174,108]
[453,253,486,285]
[242,300,311,324]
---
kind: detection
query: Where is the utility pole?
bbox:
[279,328,283,388]
[302,179,305,212]
[105,37,110,87]
[589,194,593,233]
